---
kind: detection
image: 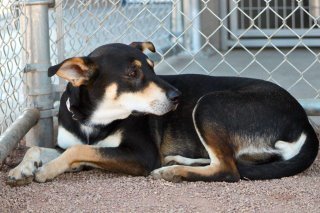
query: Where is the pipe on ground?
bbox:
[0,108,39,164]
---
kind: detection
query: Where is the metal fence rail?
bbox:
[0,0,320,146]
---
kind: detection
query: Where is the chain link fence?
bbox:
[48,0,320,99]
[1,0,320,134]
[0,0,27,134]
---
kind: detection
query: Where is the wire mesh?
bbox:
[0,0,27,134]
[49,0,173,63]
[48,0,320,100]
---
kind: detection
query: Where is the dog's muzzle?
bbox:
[166,89,181,111]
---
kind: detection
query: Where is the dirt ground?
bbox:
[0,144,320,213]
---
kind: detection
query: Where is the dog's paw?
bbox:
[151,166,183,183]
[7,160,42,186]
[34,162,63,183]
[34,166,52,183]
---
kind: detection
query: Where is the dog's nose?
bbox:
[166,90,181,104]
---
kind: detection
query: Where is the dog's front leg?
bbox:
[34,144,147,183]
[7,147,61,186]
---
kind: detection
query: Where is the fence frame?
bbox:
[20,0,55,147]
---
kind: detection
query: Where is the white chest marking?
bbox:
[57,126,122,149]
[57,126,83,149]
[95,131,122,148]
[80,124,96,136]
[90,106,131,126]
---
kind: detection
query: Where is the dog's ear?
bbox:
[48,57,96,87]
[129,41,156,53]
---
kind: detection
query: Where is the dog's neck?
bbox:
[89,105,131,126]
[75,115,123,145]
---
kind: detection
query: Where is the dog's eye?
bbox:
[127,70,137,78]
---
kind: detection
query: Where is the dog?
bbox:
[7,42,319,186]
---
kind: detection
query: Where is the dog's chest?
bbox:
[57,126,122,149]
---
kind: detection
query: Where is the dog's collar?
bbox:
[66,98,78,121]
[66,98,89,124]
[66,98,71,112]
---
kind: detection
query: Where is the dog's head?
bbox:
[48,42,181,125]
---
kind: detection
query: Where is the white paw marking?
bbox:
[7,147,42,184]
[34,167,50,183]
[151,165,178,180]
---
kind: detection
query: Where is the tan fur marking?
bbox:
[116,82,165,106]
[140,82,163,99]
[130,41,156,52]
[142,42,156,52]
[106,83,118,100]
[114,82,163,102]
[151,164,222,182]
[66,146,146,175]
[202,126,239,177]
[146,58,154,67]
[132,60,142,68]
[176,165,218,177]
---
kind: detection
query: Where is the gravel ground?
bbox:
[1,145,320,213]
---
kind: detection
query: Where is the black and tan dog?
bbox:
[7,42,319,185]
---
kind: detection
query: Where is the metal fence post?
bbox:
[20,0,55,147]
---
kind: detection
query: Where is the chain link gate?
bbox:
[1,0,320,146]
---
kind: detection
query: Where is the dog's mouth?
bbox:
[131,110,148,116]
[131,102,179,117]
[172,102,179,111]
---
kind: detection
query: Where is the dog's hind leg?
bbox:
[151,94,240,182]
[7,147,61,186]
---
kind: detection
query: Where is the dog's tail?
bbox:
[237,127,319,180]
